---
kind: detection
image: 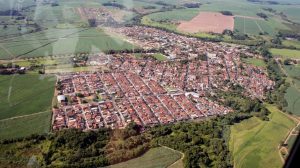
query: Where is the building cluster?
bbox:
[52,26,275,131]
[52,72,232,130]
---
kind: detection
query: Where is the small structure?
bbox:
[57,95,66,103]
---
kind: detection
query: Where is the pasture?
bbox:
[0,28,135,59]
[107,147,182,168]
[0,74,56,120]
[229,104,296,168]
[270,48,300,59]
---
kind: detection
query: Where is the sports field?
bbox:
[107,147,182,168]
[0,28,135,59]
[270,48,300,59]
[229,104,296,168]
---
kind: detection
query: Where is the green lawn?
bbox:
[229,104,296,168]
[242,57,267,67]
[107,147,182,168]
[0,112,51,140]
[0,74,56,120]
[270,48,300,59]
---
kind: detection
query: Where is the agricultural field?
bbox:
[0,28,135,59]
[241,57,267,67]
[270,48,300,59]
[282,40,300,49]
[0,112,51,140]
[283,64,300,116]
[0,74,56,120]
[234,17,278,35]
[229,104,296,168]
[107,147,182,168]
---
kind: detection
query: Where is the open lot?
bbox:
[229,104,296,168]
[107,147,182,168]
[178,12,234,34]
[0,74,56,120]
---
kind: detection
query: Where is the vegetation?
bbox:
[229,104,296,168]
[269,48,300,59]
[0,74,55,120]
[108,147,182,168]
[241,57,267,67]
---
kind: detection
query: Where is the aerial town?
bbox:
[52,26,274,131]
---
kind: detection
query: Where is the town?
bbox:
[52,26,275,131]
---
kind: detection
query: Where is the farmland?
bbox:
[282,40,300,49]
[0,74,55,120]
[107,147,182,168]
[229,104,296,168]
[0,28,135,59]
[283,65,300,116]
[270,48,300,59]
[0,112,51,140]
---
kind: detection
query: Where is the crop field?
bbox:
[282,64,300,116]
[241,57,267,67]
[0,28,135,59]
[107,147,182,168]
[229,104,296,168]
[0,111,51,140]
[270,48,300,59]
[234,17,277,35]
[0,74,56,120]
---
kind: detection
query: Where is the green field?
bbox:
[0,112,51,140]
[0,28,135,59]
[242,57,267,67]
[282,40,300,49]
[270,48,300,59]
[107,147,182,168]
[0,74,56,120]
[234,17,278,35]
[229,104,296,168]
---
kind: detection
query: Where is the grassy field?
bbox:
[270,48,300,59]
[0,28,135,59]
[0,74,56,120]
[0,112,51,140]
[107,147,182,168]
[242,57,267,67]
[282,40,300,49]
[229,104,296,168]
